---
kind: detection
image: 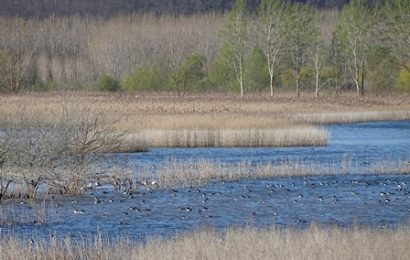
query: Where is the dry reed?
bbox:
[125,127,328,148]
[1,93,409,132]
[293,111,410,124]
[134,159,410,190]
[2,225,409,260]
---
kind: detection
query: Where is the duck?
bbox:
[94,197,103,204]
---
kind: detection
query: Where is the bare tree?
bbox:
[220,0,250,98]
[384,0,410,73]
[284,3,318,97]
[336,0,376,97]
[256,0,287,97]
[0,19,39,93]
[309,10,337,97]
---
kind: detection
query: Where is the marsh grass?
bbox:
[2,225,410,260]
[1,93,409,132]
[134,159,410,190]
[126,127,329,148]
[293,111,410,124]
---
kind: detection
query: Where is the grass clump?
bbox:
[126,127,328,148]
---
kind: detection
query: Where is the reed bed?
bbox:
[134,159,410,190]
[1,93,410,131]
[293,111,410,125]
[125,127,329,148]
[2,225,410,260]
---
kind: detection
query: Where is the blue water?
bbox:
[1,121,410,241]
[120,120,410,168]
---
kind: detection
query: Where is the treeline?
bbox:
[0,0,383,18]
[0,0,408,96]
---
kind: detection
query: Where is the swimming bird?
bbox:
[94,197,103,204]
[73,209,84,214]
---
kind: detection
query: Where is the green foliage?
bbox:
[97,75,121,92]
[397,68,410,92]
[122,64,170,92]
[300,67,314,89]
[171,53,207,95]
[385,0,410,71]
[244,48,269,92]
[321,66,337,80]
[32,80,60,92]
[367,47,395,93]
[208,52,236,91]
[335,0,376,96]
[219,0,250,96]
[280,69,295,89]
[279,67,314,90]
[283,2,318,95]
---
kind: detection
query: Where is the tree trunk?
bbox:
[315,70,319,97]
[239,76,244,98]
[354,78,360,97]
[295,72,300,97]
[269,73,274,97]
[360,70,365,97]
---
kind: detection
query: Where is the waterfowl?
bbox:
[73,209,84,214]
[94,197,103,204]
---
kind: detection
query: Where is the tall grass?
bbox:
[2,225,409,260]
[293,111,410,124]
[126,127,328,148]
[134,159,410,190]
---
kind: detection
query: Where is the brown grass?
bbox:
[125,127,328,148]
[133,159,410,190]
[1,92,409,149]
[2,225,410,260]
[293,111,410,124]
[1,92,409,130]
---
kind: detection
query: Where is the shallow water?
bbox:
[120,120,410,170]
[1,121,410,240]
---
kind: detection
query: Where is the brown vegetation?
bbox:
[2,225,409,260]
[134,159,410,190]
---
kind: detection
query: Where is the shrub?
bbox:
[208,53,236,92]
[367,47,395,93]
[171,53,207,95]
[397,68,410,92]
[122,65,170,92]
[97,75,121,92]
[280,69,295,89]
[244,48,269,92]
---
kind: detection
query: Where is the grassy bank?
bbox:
[2,226,409,260]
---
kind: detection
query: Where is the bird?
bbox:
[73,209,84,214]
[94,197,103,204]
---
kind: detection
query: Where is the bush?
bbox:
[280,69,296,89]
[32,80,60,92]
[208,53,236,91]
[244,48,269,92]
[171,53,207,95]
[122,64,170,92]
[367,47,395,93]
[97,75,121,92]
[397,68,410,92]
